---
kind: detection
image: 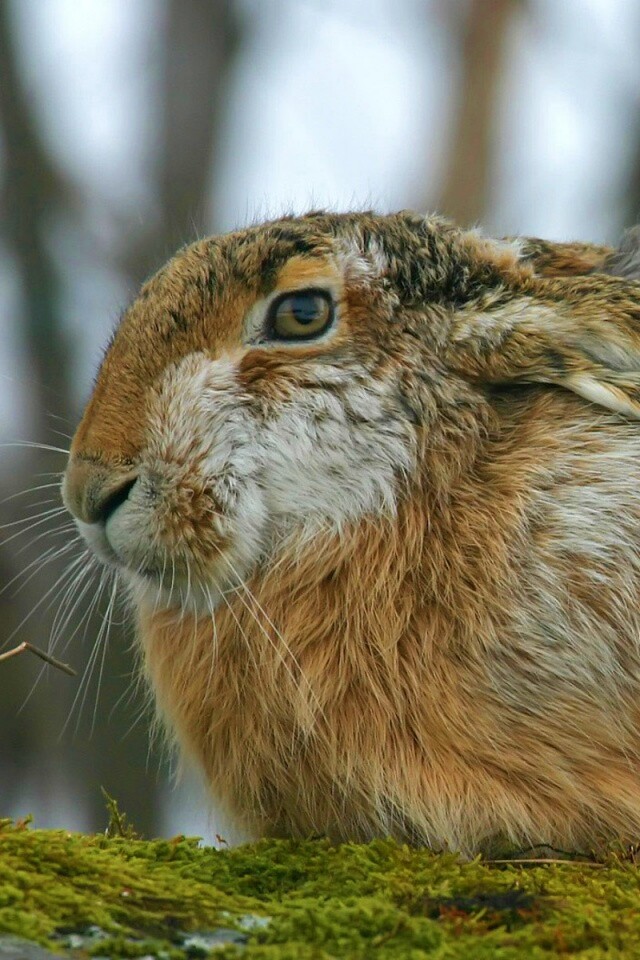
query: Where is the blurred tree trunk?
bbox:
[0,3,73,433]
[129,0,241,285]
[436,0,519,227]
[0,0,79,817]
[0,2,148,836]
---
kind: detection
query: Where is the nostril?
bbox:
[63,459,139,526]
[96,476,137,525]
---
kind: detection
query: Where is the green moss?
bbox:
[1,818,640,957]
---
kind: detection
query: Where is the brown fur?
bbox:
[63,211,640,854]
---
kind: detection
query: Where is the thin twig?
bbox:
[0,641,76,676]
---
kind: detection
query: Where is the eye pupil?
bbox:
[290,296,319,324]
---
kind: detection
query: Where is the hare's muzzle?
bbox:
[63,458,138,526]
[62,457,140,567]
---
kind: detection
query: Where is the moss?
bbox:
[1,819,640,957]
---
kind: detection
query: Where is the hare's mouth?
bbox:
[69,467,267,614]
[78,510,252,615]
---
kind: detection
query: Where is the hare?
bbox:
[63,211,640,855]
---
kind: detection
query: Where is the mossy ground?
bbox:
[1,817,640,958]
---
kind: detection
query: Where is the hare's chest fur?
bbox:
[140,409,640,853]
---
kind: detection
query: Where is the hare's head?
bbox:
[62,211,640,612]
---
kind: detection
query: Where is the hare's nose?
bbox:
[63,458,137,525]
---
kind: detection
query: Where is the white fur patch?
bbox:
[258,363,414,528]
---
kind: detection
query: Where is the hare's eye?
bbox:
[268,290,333,341]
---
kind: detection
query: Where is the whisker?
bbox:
[0,505,68,534]
[0,481,64,506]
[48,427,73,442]
[109,634,147,720]
[70,622,105,736]
[217,550,327,729]
[45,410,74,428]
[2,550,90,652]
[0,441,69,455]
[153,548,169,614]
[15,521,76,559]
[183,569,202,679]
[0,502,67,526]
[182,559,192,631]
[214,552,318,712]
[169,556,177,611]
[91,576,119,736]
[0,536,79,600]
[1,516,70,549]
[14,495,63,512]
[75,568,112,655]
[17,554,98,713]
[49,556,100,655]
[63,569,113,736]
[62,568,114,709]
[215,584,262,677]
[107,598,152,745]
[203,582,221,695]
[32,470,64,480]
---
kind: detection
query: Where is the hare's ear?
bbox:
[519,238,613,278]
[601,226,640,281]
[446,276,640,419]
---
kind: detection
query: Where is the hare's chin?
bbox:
[127,568,231,616]
[76,518,121,568]
[76,516,250,615]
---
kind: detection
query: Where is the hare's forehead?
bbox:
[139,244,344,344]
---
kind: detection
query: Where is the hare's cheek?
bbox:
[258,386,415,527]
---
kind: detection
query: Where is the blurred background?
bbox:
[1,0,640,843]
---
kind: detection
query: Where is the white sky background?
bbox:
[3,0,640,837]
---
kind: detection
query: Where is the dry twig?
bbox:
[0,641,76,676]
